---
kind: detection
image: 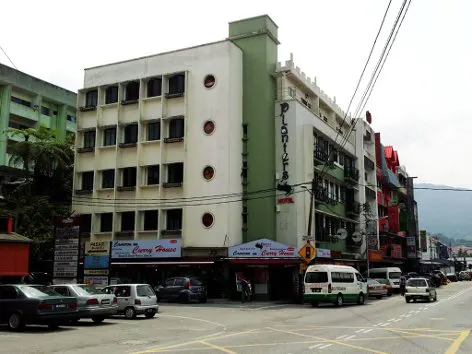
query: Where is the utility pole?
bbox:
[307,178,316,238]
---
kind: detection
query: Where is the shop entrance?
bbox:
[268,266,295,301]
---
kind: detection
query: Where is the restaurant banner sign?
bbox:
[229,239,297,258]
[111,240,182,259]
[84,241,111,285]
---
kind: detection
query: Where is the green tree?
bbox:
[0,127,74,270]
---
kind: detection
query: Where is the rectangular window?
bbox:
[169,119,184,139]
[168,74,185,95]
[147,121,161,141]
[124,124,138,144]
[103,128,116,146]
[167,163,183,183]
[81,171,94,191]
[11,96,31,107]
[122,167,137,187]
[147,78,162,97]
[86,90,98,107]
[67,115,76,122]
[79,214,92,233]
[83,131,96,148]
[147,165,160,185]
[166,209,182,230]
[143,210,158,231]
[102,169,115,189]
[100,213,113,232]
[105,86,118,104]
[41,106,50,116]
[120,211,135,232]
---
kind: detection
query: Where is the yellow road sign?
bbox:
[299,242,316,264]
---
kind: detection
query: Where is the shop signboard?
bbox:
[111,240,182,259]
[229,239,297,258]
[84,241,111,286]
[316,248,331,258]
[53,217,80,284]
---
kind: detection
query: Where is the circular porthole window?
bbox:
[202,213,214,228]
[203,166,215,181]
[204,74,216,89]
[203,120,215,135]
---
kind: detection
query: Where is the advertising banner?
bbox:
[316,248,331,258]
[228,239,297,258]
[111,240,182,259]
[84,241,111,286]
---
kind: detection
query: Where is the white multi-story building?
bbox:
[355,118,380,257]
[274,56,364,264]
[73,41,243,250]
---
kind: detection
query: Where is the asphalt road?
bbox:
[1,281,472,354]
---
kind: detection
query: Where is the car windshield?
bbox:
[375,279,389,285]
[407,279,427,287]
[74,285,103,296]
[389,272,402,279]
[137,285,155,297]
[189,278,202,286]
[305,272,328,283]
[367,279,379,285]
[20,285,60,297]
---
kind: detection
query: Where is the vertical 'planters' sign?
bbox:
[280,102,290,185]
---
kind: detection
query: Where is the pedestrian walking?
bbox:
[400,275,406,296]
[240,277,250,303]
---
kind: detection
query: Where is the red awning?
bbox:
[227,258,301,265]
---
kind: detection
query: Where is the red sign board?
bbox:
[277,197,294,204]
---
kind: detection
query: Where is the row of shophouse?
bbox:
[0,15,422,301]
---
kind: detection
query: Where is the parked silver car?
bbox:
[50,284,118,324]
[405,277,437,303]
[102,284,158,319]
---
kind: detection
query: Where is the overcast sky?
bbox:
[1,0,470,188]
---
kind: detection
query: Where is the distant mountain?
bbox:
[415,183,472,240]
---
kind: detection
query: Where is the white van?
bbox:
[368,267,402,290]
[303,265,368,307]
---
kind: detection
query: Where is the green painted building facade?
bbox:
[0,64,77,178]
[228,15,279,242]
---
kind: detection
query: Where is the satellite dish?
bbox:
[352,231,364,244]
[336,228,348,240]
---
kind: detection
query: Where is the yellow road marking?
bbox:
[386,328,454,342]
[130,329,259,354]
[291,325,462,333]
[445,329,471,354]
[137,334,468,353]
[199,340,236,354]
[267,326,388,354]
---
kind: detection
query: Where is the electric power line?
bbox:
[0,45,17,69]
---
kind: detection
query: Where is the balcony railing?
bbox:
[313,145,329,163]
[344,167,359,183]
[346,201,361,216]
[314,186,329,203]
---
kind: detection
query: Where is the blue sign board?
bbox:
[84,255,109,269]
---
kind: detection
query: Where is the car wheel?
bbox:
[311,302,318,307]
[124,307,137,319]
[199,298,207,303]
[387,292,392,297]
[433,294,437,302]
[178,294,189,304]
[69,318,80,325]
[335,294,344,307]
[405,297,411,303]
[8,312,24,331]
[145,312,156,319]
[358,293,365,305]
[376,295,382,299]
[92,316,105,324]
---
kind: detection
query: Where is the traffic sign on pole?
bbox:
[298,242,316,264]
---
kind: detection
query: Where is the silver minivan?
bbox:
[102,284,158,319]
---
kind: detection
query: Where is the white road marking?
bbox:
[393,319,402,322]
[373,322,384,327]
[319,344,333,349]
[336,335,349,339]
[387,318,396,322]
[363,329,374,333]
[399,314,407,317]
[345,335,357,340]
[380,323,390,327]
[247,304,287,311]
[157,314,226,328]
[309,343,324,349]
[355,328,367,333]
[405,314,412,317]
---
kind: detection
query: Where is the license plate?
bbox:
[55,304,66,309]
[312,288,321,293]
[145,309,154,314]
[101,300,110,304]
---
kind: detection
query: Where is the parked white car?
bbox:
[405,277,437,303]
[102,284,158,319]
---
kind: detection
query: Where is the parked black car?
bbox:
[0,284,78,330]
[154,277,207,304]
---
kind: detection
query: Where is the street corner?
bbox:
[130,324,471,354]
